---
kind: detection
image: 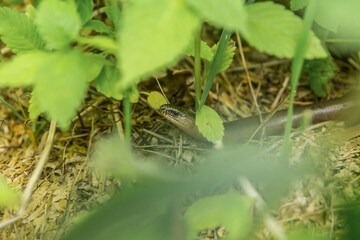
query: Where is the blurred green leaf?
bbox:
[0,175,18,208]
[196,105,224,143]
[0,52,47,86]
[184,39,213,61]
[29,91,43,120]
[36,0,81,50]
[94,65,123,100]
[32,50,89,130]
[185,190,255,240]
[303,58,336,97]
[242,2,327,59]
[83,20,114,37]
[290,0,309,11]
[74,0,93,24]
[77,35,117,53]
[0,7,44,53]
[186,0,247,31]
[117,0,199,91]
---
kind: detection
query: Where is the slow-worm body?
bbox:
[159,95,360,142]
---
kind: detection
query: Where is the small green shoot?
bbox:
[147,91,168,110]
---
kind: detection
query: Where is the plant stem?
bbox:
[0,95,26,121]
[123,91,132,142]
[282,0,318,154]
[198,29,232,112]
[194,27,201,109]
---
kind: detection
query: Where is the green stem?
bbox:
[0,95,26,121]
[123,92,132,142]
[282,0,318,154]
[194,27,201,109]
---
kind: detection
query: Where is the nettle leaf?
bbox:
[196,105,224,143]
[185,190,255,240]
[75,0,93,24]
[77,35,117,53]
[186,0,247,31]
[83,52,106,82]
[33,50,89,130]
[303,58,336,97]
[205,40,236,78]
[36,0,81,50]
[94,65,123,100]
[147,91,168,110]
[83,20,114,37]
[242,2,327,59]
[118,0,199,91]
[184,39,213,61]
[0,7,44,53]
[290,0,309,11]
[0,176,18,208]
[0,52,47,86]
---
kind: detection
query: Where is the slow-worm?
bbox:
[159,95,360,142]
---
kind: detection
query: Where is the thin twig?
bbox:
[235,32,263,121]
[271,76,290,110]
[0,120,57,229]
[155,77,170,104]
[238,177,287,240]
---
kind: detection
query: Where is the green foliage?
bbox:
[185,190,255,240]
[83,20,114,37]
[196,105,224,143]
[147,91,168,109]
[66,141,297,240]
[0,7,44,53]
[74,0,93,24]
[77,35,117,53]
[303,58,336,97]
[0,175,18,208]
[242,2,327,59]
[205,40,236,78]
[186,0,247,31]
[36,0,81,50]
[117,0,199,91]
[184,39,213,61]
[290,0,309,11]
[94,66,122,100]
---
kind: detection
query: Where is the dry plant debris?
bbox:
[0,42,359,239]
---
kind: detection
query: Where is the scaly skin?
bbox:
[159,95,360,143]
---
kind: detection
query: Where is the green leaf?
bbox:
[118,0,199,91]
[74,0,93,24]
[0,52,47,86]
[94,65,123,100]
[28,91,43,120]
[205,40,236,78]
[36,0,81,50]
[32,50,89,130]
[186,0,247,31]
[242,2,327,59]
[290,0,309,11]
[185,190,255,240]
[77,35,117,53]
[103,5,121,28]
[147,91,168,110]
[184,39,213,61]
[0,7,44,53]
[195,105,224,143]
[0,175,18,208]
[83,19,114,37]
[303,58,336,97]
[83,52,106,82]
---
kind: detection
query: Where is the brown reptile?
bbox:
[159,94,360,142]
